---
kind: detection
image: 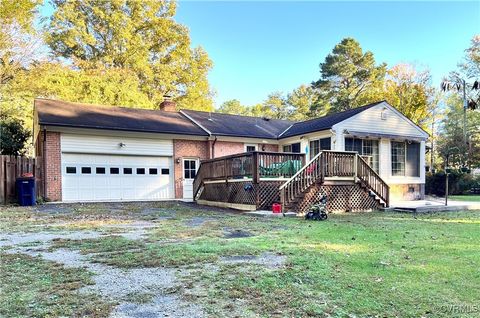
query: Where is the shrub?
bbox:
[426,171,479,196]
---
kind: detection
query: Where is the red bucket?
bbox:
[272,203,282,213]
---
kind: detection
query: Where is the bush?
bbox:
[426,171,480,196]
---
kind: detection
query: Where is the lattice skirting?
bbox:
[257,181,283,210]
[199,181,380,213]
[200,181,257,205]
[199,181,283,209]
[293,183,381,214]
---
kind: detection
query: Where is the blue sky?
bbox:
[40,1,479,108]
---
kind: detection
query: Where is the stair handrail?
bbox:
[279,151,325,208]
[279,151,323,191]
[192,163,207,200]
[356,155,390,207]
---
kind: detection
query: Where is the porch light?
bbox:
[118,142,126,148]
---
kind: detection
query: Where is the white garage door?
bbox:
[61,153,174,202]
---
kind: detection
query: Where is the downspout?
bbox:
[211,136,217,159]
[43,128,47,200]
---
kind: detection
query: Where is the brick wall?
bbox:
[173,139,208,199]
[260,144,278,152]
[213,141,245,158]
[390,183,425,201]
[38,131,62,201]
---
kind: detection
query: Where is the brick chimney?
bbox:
[160,94,176,112]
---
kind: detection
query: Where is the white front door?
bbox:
[182,158,199,200]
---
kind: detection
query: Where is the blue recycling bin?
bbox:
[16,177,36,206]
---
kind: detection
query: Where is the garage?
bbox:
[61,134,174,202]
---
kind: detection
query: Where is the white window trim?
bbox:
[182,158,199,180]
[244,144,258,152]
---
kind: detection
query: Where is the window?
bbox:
[149,168,158,175]
[406,142,420,177]
[123,168,132,175]
[66,167,76,174]
[245,144,257,152]
[161,168,170,175]
[345,138,379,172]
[283,143,301,153]
[96,167,106,174]
[110,167,119,174]
[184,159,197,179]
[136,168,145,175]
[309,138,331,159]
[391,141,406,176]
[81,167,91,174]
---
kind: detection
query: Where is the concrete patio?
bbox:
[388,196,480,213]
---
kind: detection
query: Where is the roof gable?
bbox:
[333,101,429,139]
[279,101,384,138]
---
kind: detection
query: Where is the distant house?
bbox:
[34,98,428,211]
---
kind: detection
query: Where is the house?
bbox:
[33,98,428,212]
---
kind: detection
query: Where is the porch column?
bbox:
[333,129,344,150]
[379,138,391,180]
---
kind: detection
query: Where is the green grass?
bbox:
[0,253,112,317]
[449,194,480,202]
[2,202,480,317]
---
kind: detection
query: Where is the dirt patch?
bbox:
[221,252,287,269]
[111,295,204,318]
[223,228,254,239]
[184,217,216,227]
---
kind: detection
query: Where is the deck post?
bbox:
[252,152,259,184]
[353,154,358,181]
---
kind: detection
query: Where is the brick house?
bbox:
[34,98,428,208]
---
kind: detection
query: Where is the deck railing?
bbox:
[356,155,389,207]
[280,151,389,209]
[192,151,305,199]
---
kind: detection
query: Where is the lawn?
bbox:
[449,194,480,202]
[1,202,479,317]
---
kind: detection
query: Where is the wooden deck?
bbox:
[193,151,389,213]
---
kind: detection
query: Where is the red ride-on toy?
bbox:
[305,195,328,221]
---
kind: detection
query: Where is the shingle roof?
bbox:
[35,98,209,136]
[279,101,384,138]
[181,110,293,139]
[35,98,388,140]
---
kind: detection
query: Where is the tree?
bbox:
[459,35,480,79]
[312,37,386,114]
[47,0,213,110]
[383,64,435,127]
[0,117,31,156]
[0,0,42,86]
[262,92,291,119]
[217,99,251,116]
[286,85,320,121]
[436,95,480,168]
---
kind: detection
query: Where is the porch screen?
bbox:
[406,142,420,177]
[283,142,301,153]
[345,138,379,172]
[391,141,420,177]
[309,138,331,159]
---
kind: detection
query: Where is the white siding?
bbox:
[333,102,428,139]
[61,133,173,156]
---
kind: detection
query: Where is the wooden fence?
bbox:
[0,155,44,204]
